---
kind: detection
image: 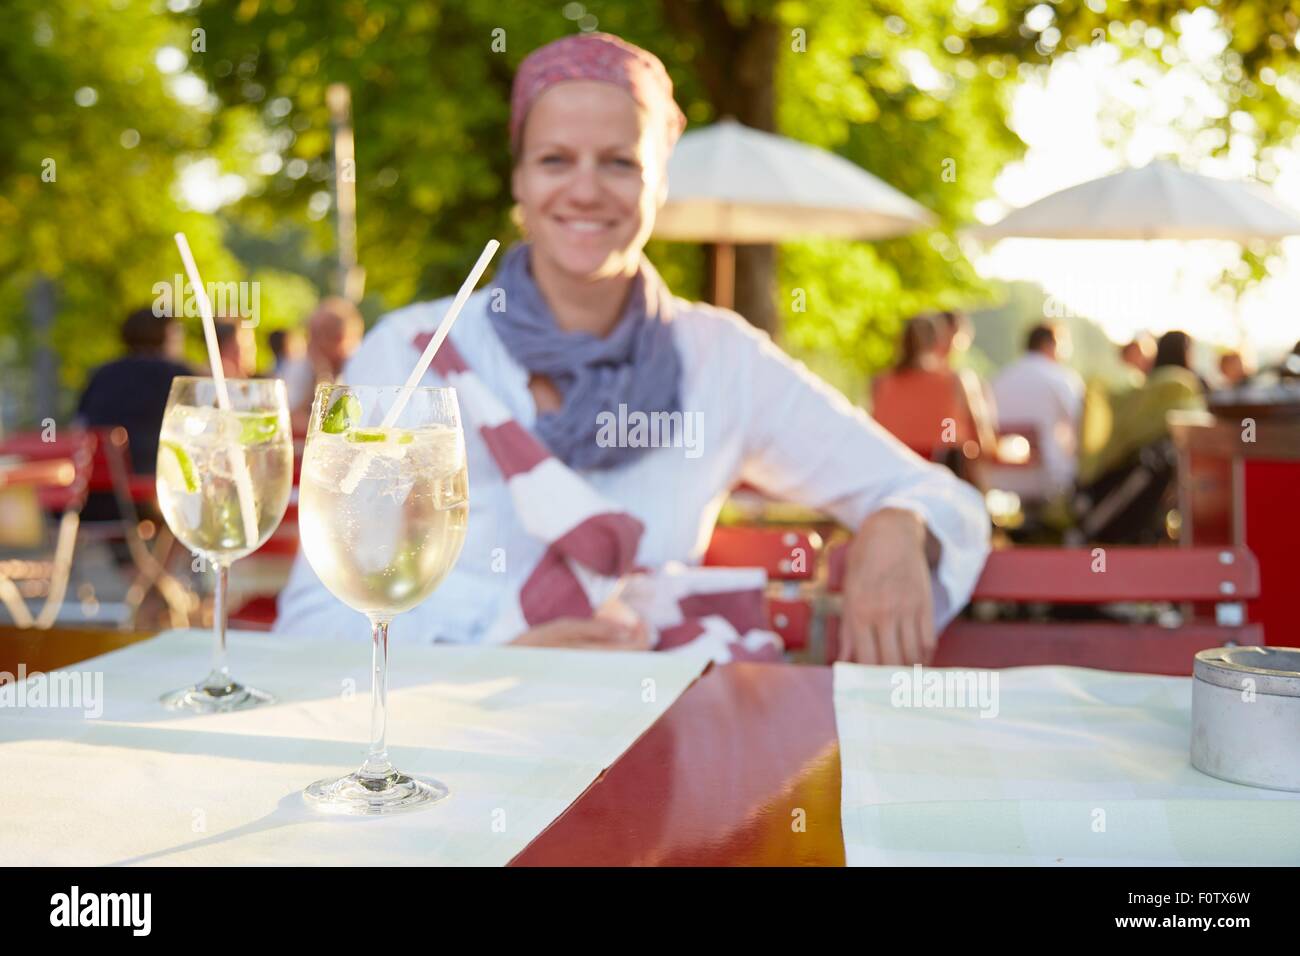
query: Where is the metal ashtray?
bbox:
[1191,646,1300,792]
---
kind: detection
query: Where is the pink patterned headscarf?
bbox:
[510,32,687,156]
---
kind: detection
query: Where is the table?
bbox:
[1,629,714,866]
[0,625,158,675]
[513,662,843,866]
[2,626,843,866]
[12,627,1290,866]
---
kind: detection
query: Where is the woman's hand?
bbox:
[511,613,651,651]
[838,508,938,666]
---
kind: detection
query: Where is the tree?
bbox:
[3,0,1296,417]
[0,1,323,421]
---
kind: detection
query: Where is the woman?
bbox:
[276,32,989,665]
[1075,330,1205,541]
[871,314,995,487]
[1094,329,1205,473]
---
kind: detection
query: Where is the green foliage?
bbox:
[2,0,1297,416]
[186,1,721,310]
[776,0,1024,376]
[0,0,233,389]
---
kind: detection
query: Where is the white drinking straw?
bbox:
[173,232,260,549]
[174,232,231,411]
[383,238,500,426]
[338,238,499,496]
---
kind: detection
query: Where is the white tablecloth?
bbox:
[833,663,1300,866]
[0,629,708,865]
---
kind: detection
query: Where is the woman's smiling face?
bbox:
[512,80,667,282]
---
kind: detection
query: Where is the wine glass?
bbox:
[297,384,468,815]
[155,376,293,712]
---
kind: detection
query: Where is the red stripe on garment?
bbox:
[552,511,644,577]
[519,547,594,625]
[481,421,551,479]
[658,617,784,660]
[412,332,469,377]
[657,620,706,650]
[723,637,784,663]
[678,589,768,636]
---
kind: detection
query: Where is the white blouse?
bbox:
[274,290,991,644]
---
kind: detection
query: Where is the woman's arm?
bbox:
[837,507,940,664]
[726,315,990,664]
[511,614,650,650]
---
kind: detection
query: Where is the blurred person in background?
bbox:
[1281,339,1300,380]
[933,309,973,363]
[991,323,1085,498]
[871,313,995,487]
[276,32,990,666]
[1077,332,1157,489]
[935,309,999,450]
[1076,330,1206,542]
[1217,349,1251,390]
[1122,330,1205,448]
[76,307,193,474]
[1090,330,1205,475]
[1119,332,1156,388]
[267,328,304,378]
[282,297,365,432]
[215,320,255,379]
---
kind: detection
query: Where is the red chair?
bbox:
[992,421,1042,467]
[1,426,196,628]
[0,431,95,628]
[702,526,822,653]
[84,427,193,628]
[230,498,298,631]
[824,544,1263,675]
[766,598,814,652]
[703,526,820,582]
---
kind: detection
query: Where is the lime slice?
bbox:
[214,493,245,548]
[239,412,280,445]
[160,441,197,494]
[346,428,388,443]
[321,394,361,434]
[398,432,414,445]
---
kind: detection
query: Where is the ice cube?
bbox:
[300,433,347,490]
[178,487,202,530]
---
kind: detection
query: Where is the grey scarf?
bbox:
[486,243,683,471]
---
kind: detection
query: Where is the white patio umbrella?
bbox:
[970,160,1300,347]
[653,118,936,308]
[971,160,1300,241]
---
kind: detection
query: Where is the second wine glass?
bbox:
[155,376,293,712]
[297,383,469,815]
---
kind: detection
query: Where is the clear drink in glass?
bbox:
[298,383,468,814]
[156,376,292,712]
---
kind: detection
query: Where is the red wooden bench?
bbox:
[702,526,822,652]
[824,544,1263,675]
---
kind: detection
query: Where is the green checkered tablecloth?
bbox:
[833,663,1300,865]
